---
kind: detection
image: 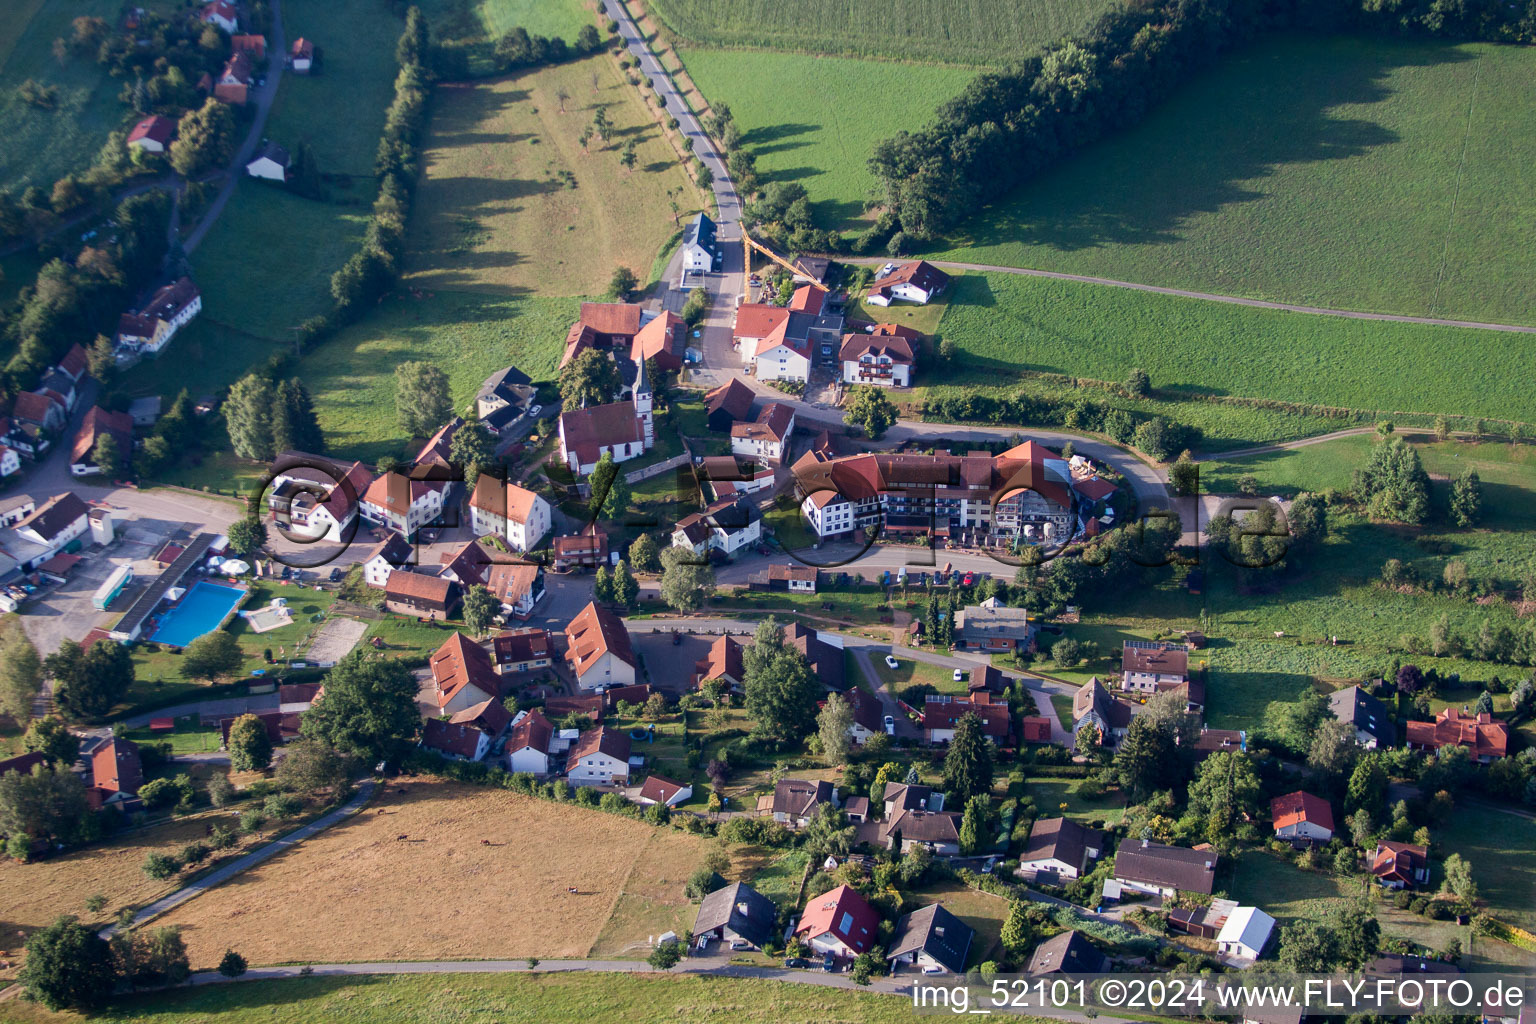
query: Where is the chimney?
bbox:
[934,926,945,937]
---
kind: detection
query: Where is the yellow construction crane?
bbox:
[741,232,811,302]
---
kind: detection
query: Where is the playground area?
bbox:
[241,600,294,633]
[149,778,719,966]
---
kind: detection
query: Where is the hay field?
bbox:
[407,54,700,298]
[152,779,713,967]
[0,812,246,959]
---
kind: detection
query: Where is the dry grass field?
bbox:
[0,812,247,967]
[152,779,715,967]
[407,54,702,298]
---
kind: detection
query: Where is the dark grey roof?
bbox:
[1112,838,1217,894]
[1020,817,1100,870]
[478,365,532,401]
[887,903,973,974]
[1328,685,1396,745]
[17,492,90,542]
[1027,930,1105,975]
[772,778,834,817]
[683,212,716,253]
[254,141,290,167]
[694,881,777,949]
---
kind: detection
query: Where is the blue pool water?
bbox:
[148,581,247,648]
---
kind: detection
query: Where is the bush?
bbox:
[239,809,267,833]
[209,824,237,850]
[218,949,247,978]
[142,851,180,880]
[263,793,303,819]
[178,842,210,866]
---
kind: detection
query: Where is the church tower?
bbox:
[632,355,654,448]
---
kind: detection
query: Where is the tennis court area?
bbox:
[146,581,247,648]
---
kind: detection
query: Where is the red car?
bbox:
[961,573,975,586]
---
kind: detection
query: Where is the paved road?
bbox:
[181,0,287,253]
[846,257,1536,335]
[101,779,376,937]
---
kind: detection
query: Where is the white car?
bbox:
[883,715,895,736]
[952,669,965,682]
[884,655,899,670]
[729,939,751,951]
[527,404,543,419]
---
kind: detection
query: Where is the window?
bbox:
[838,911,853,935]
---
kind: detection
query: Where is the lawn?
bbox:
[1226,850,1358,926]
[297,290,577,463]
[907,879,1011,968]
[847,290,950,335]
[1,973,933,1024]
[743,847,808,907]
[415,0,593,76]
[676,49,975,230]
[1026,776,1127,826]
[927,35,1536,329]
[1437,805,1536,933]
[867,651,964,700]
[928,271,1536,430]
[584,828,710,958]
[122,715,222,754]
[407,54,702,298]
[150,778,716,966]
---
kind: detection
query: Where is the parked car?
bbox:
[821,954,838,973]
[527,404,542,419]
[328,567,343,582]
[671,630,682,646]
[884,655,899,670]
[729,939,751,951]
[953,668,965,683]
[783,957,811,969]
[961,572,975,586]
[883,715,895,736]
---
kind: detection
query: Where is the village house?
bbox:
[564,601,636,691]
[360,469,446,539]
[955,598,1033,654]
[1271,791,1335,845]
[360,533,413,588]
[1217,906,1276,961]
[1371,840,1431,889]
[671,496,762,557]
[738,290,845,383]
[864,260,950,306]
[886,904,974,975]
[794,884,879,959]
[421,699,511,762]
[289,37,315,73]
[679,211,721,278]
[428,633,500,715]
[1404,707,1509,762]
[840,325,921,387]
[245,141,289,181]
[562,301,643,366]
[880,807,963,855]
[69,406,133,476]
[730,402,795,465]
[200,0,238,32]
[630,311,687,374]
[505,709,555,775]
[2,492,92,571]
[1104,838,1217,899]
[37,367,79,414]
[1328,685,1397,748]
[56,343,88,383]
[794,441,1075,545]
[703,377,755,432]
[114,277,201,364]
[214,51,253,104]
[558,400,650,476]
[468,475,550,552]
[1191,728,1246,759]
[439,540,546,620]
[1121,640,1189,695]
[267,453,373,544]
[768,778,838,828]
[1027,930,1105,975]
[0,495,36,528]
[923,693,1010,745]
[566,726,631,786]
[552,524,608,571]
[492,628,553,675]
[474,366,533,431]
[694,635,745,693]
[636,773,692,807]
[699,455,774,501]
[786,622,844,688]
[842,688,884,746]
[383,571,459,621]
[747,563,818,593]
[693,881,777,951]
[1019,716,1053,743]
[89,737,143,808]
[883,782,945,818]
[1016,817,1104,883]
[230,33,265,59]
[1072,677,1134,748]
[126,115,175,153]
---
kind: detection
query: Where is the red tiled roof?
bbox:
[1122,644,1188,678]
[12,390,61,424]
[429,633,499,709]
[493,628,552,666]
[839,331,915,364]
[566,725,631,766]
[422,718,486,758]
[924,695,1010,739]
[630,311,686,369]
[578,302,644,337]
[559,402,642,464]
[731,402,793,443]
[363,470,438,512]
[1372,840,1427,882]
[639,773,689,804]
[1020,716,1052,743]
[128,115,175,146]
[448,697,513,736]
[507,708,554,755]
[470,475,540,524]
[788,285,826,314]
[71,406,133,465]
[695,635,744,685]
[1404,708,1508,759]
[795,884,879,954]
[869,260,949,298]
[1074,477,1118,502]
[385,571,456,610]
[1271,791,1335,834]
[291,37,314,58]
[704,378,755,423]
[91,738,142,795]
[733,303,790,341]
[564,601,635,676]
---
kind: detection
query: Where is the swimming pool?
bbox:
[147,581,248,648]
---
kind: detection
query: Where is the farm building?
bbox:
[385,570,459,621]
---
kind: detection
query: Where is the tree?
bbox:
[620,139,637,171]
[1354,436,1430,524]
[1288,492,1329,549]
[0,637,43,723]
[1306,717,1359,783]
[1124,367,1151,397]
[300,652,421,763]
[589,451,630,520]
[91,433,122,477]
[462,584,500,635]
[817,692,854,767]
[593,565,613,603]
[227,516,267,558]
[628,534,661,573]
[1441,853,1476,904]
[942,713,995,804]
[450,419,496,481]
[959,794,992,855]
[0,763,89,846]
[125,926,190,988]
[1185,750,1261,847]
[741,619,822,743]
[801,803,855,861]
[272,378,324,454]
[1169,450,1199,497]
[1112,716,1178,803]
[22,717,78,768]
[395,361,451,437]
[225,373,277,461]
[170,98,236,178]
[1000,900,1035,954]
[218,949,248,978]
[1449,469,1482,528]
[330,245,394,314]
[1345,752,1388,816]
[647,939,684,970]
[48,639,134,720]
[607,266,637,301]
[274,738,349,797]
[396,4,429,66]
[559,347,620,409]
[1258,691,1327,756]
[181,630,242,680]
[19,916,116,1011]
[843,386,897,439]
[227,713,273,772]
[612,559,639,609]
[660,545,714,613]
[86,333,116,383]
[1133,417,1173,460]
